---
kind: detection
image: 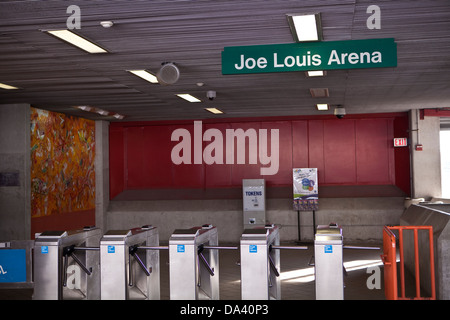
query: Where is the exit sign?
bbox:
[394,138,408,147]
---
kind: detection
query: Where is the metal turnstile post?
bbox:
[33,226,102,300]
[313,223,380,300]
[100,225,161,300]
[240,225,280,300]
[314,223,344,300]
[240,225,307,300]
[169,224,222,300]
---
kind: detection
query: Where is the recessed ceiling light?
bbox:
[100,21,114,28]
[0,82,19,90]
[96,109,110,116]
[113,113,125,120]
[74,106,125,119]
[287,13,322,42]
[128,70,159,84]
[75,105,93,112]
[46,30,108,53]
[306,70,326,77]
[176,94,201,103]
[205,108,224,114]
[310,88,329,98]
[316,104,329,111]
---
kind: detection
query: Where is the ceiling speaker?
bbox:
[157,62,180,85]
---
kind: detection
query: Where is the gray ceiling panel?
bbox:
[0,0,449,121]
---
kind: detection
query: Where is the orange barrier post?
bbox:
[381,226,398,300]
[381,226,436,300]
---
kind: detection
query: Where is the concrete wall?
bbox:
[400,204,450,300]
[106,197,405,244]
[0,104,31,241]
[95,120,109,233]
[410,110,442,199]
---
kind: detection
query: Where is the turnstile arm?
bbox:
[268,253,280,277]
[197,245,215,276]
[129,245,152,276]
[343,245,380,250]
[139,246,169,250]
[271,245,308,250]
[62,245,93,287]
[203,246,238,250]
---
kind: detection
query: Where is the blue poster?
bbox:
[0,249,27,283]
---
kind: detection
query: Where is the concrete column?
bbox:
[95,120,109,233]
[0,104,31,241]
[409,110,442,199]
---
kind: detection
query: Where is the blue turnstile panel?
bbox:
[0,249,26,283]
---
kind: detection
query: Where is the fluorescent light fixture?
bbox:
[205,108,224,114]
[0,82,19,90]
[316,103,329,111]
[128,70,159,84]
[176,94,201,103]
[46,30,107,53]
[306,70,326,77]
[287,13,322,42]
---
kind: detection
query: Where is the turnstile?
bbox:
[314,223,344,300]
[33,226,102,300]
[100,225,161,300]
[169,224,220,300]
[240,225,281,300]
[240,225,308,300]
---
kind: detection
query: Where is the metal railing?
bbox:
[381,225,436,300]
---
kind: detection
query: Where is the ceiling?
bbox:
[0,0,449,122]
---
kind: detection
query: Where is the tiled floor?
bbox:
[0,241,387,300]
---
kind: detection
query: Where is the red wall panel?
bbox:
[393,116,411,195]
[142,125,176,188]
[109,113,410,199]
[323,120,357,184]
[261,121,293,186]
[308,120,325,184]
[109,126,124,199]
[170,124,205,188]
[204,123,233,187]
[229,122,261,185]
[292,120,309,169]
[125,126,145,188]
[355,119,394,184]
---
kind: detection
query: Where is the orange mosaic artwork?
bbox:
[30,107,95,218]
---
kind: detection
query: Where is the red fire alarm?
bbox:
[415,144,423,151]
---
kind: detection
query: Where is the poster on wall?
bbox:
[293,168,318,211]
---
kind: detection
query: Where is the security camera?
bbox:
[206,90,216,100]
[334,106,346,119]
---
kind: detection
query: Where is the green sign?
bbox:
[222,38,397,75]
